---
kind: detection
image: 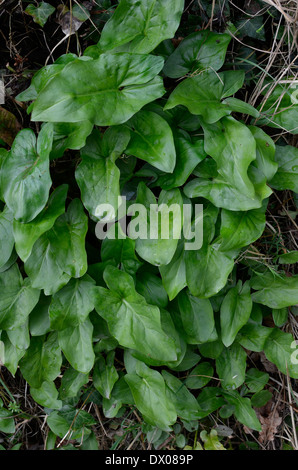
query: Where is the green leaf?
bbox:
[201,117,256,198]
[29,294,51,336]
[251,271,298,308]
[278,251,298,265]
[1,126,53,222]
[49,275,95,330]
[7,320,30,350]
[272,307,288,327]
[257,86,298,134]
[0,408,15,434]
[25,2,55,27]
[146,102,201,131]
[19,333,62,388]
[125,362,177,431]
[184,117,273,211]
[94,336,118,355]
[0,206,14,268]
[93,265,177,363]
[125,110,176,173]
[164,30,231,78]
[131,307,184,368]
[221,97,259,118]
[157,130,206,190]
[220,281,252,347]
[248,126,277,181]
[108,375,133,407]
[47,408,95,440]
[251,390,272,408]
[13,184,68,262]
[270,145,298,192]
[101,125,132,163]
[243,303,263,325]
[199,339,224,360]
[102,397,122,418]
[136,271,168,309]
[24,231,71,295]
[193,158,224,180]
[31,53,165,125]
[235,14,265,41]
[185,244,235,298]
[0,248,24,274]
[101,223,142,276]
[184,442,203,451]
[185,362,214,389]
[164,70,245,123]
[49,198,88,278]
[218,205,266,252]
[0,148,8,201]
[78,156,118,223]
[216,343,247,390]
[49,122,93,160]
[59,368,89,400]
[80,432,99,451]
[236,323,273,352]
[159,238,187,301]
[93,352,119,399]
[16,55,78,102]
[197,387,225,415]
[264,328,298,378]
[246,170,272,212]
[133,183,183,266]
[162,370,206,421]
[0,264,40,330]
[184,176,264,211]
[71,3,91,22]
[0,331,27,376]
[58,318,95,373]
[245,368,269,393]
[168,345,199,372]
[222,390,261,431]
[25,199,87,294]
[178,290,215,343]
[43,411,71,439]
[176,434,186,448]
[45,431,57,450]
[99,0,184,53]
[76,127,130,221]
[30,381,62,410]
[200,429,226,450]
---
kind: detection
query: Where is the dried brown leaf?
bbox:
[0,106,22,146]
[258,408,282,443]
[260,351,278,374]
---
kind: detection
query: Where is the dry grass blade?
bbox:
[246,0,298,124]
[262,0,298,23]
[286,369,298,450]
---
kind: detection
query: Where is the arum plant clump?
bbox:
[0,0,298,446]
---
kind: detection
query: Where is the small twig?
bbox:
[94,404,108,437]
[127,430,142,450]
[286,370,298,450]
